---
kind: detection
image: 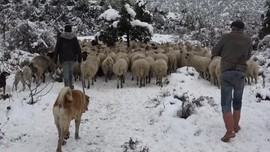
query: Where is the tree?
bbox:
[259,0,270,39]
[97,0,153,47]
[131,0,153,43]
[99,26,118,47]
[117,0,153,47]
[117,0,133,47]
[134,0,152,23]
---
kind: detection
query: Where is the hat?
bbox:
[64,25,72,32]
[230,20,245,30]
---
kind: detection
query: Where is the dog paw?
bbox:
[64,131,70,140]
[62,140,67,145]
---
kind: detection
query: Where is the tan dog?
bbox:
[53,87,90,152]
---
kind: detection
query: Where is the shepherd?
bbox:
[54,24,82,89]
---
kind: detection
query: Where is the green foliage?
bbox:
[134,0,152,23]
[3,50,11,61]
[6,21,54,54]
[259,0,270,39]
[129,26,151,43]
[99,27,118,47]
[117,0,133,35]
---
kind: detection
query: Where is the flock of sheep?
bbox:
[12,39,260,91]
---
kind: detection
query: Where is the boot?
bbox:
[221,112,235,142]
[233,110,241,133]
[69,81,74,89]
[64,80,69,87]
[69,77,74,89]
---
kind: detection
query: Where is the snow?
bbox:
[136,0,146,7]
[125,4,136,19]
[131,19,154,35]
[98,8,120,21]
[0,34,270,152]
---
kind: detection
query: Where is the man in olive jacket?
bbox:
[54,25,82,89]
[212,20,252,142]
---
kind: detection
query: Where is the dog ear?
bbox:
[84,95,90,111]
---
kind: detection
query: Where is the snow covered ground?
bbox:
[0,67,269,152]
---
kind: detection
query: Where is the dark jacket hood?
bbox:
[60,32,76,40]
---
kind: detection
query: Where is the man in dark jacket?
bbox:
[54,25,82,89]
[212,20,252,142]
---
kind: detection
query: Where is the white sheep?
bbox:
[113,59,128,89]
[185,41,194,52]
[129,52,146,80]
[145,50,156,60]
[166,51,178,74]
[130,52,145,67]
[13,65,32,91]
[29,55,54,84]
[80,54,100,89]
[144,56,155,83]
[116,52,130,68]
[155,52,169,65]
[73,61,81,81]
[208,56,221,86]
[246,60,259,85]
[179,48,189,67]
[184,52,211,80]
[131,58,150,88]
[191,43,205,56]
[101,55,115,82]
[153,59,168,87]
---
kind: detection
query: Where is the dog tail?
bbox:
[57,87,73,104]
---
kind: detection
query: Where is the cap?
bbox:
[231,20,245,30]
[64,25,72,32]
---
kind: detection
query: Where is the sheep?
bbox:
[179,48,189,67]
[113,59,128,89]
[94,51,106,77]
[191,44,202,55]
[208,56,221,86]
[130,52,145,67]
[184,52,211,80]
[73,61,81,81]
[29,55,54,84]
[80,54,100,89]
[98,51,106,66]
[101,55,115,82]
[13,65,32,91]
[153,59,168,87]
[155,52,169,65]
[116,52,130,68]
[185,41,194,52]
[167,47,181,68]
[144,56,155,83]
[131,58,150,88]
[109,51,117,62]
[166,50,178,74]
[246,60,259,85]
[129,52,145,80]
[145,50,156,60]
